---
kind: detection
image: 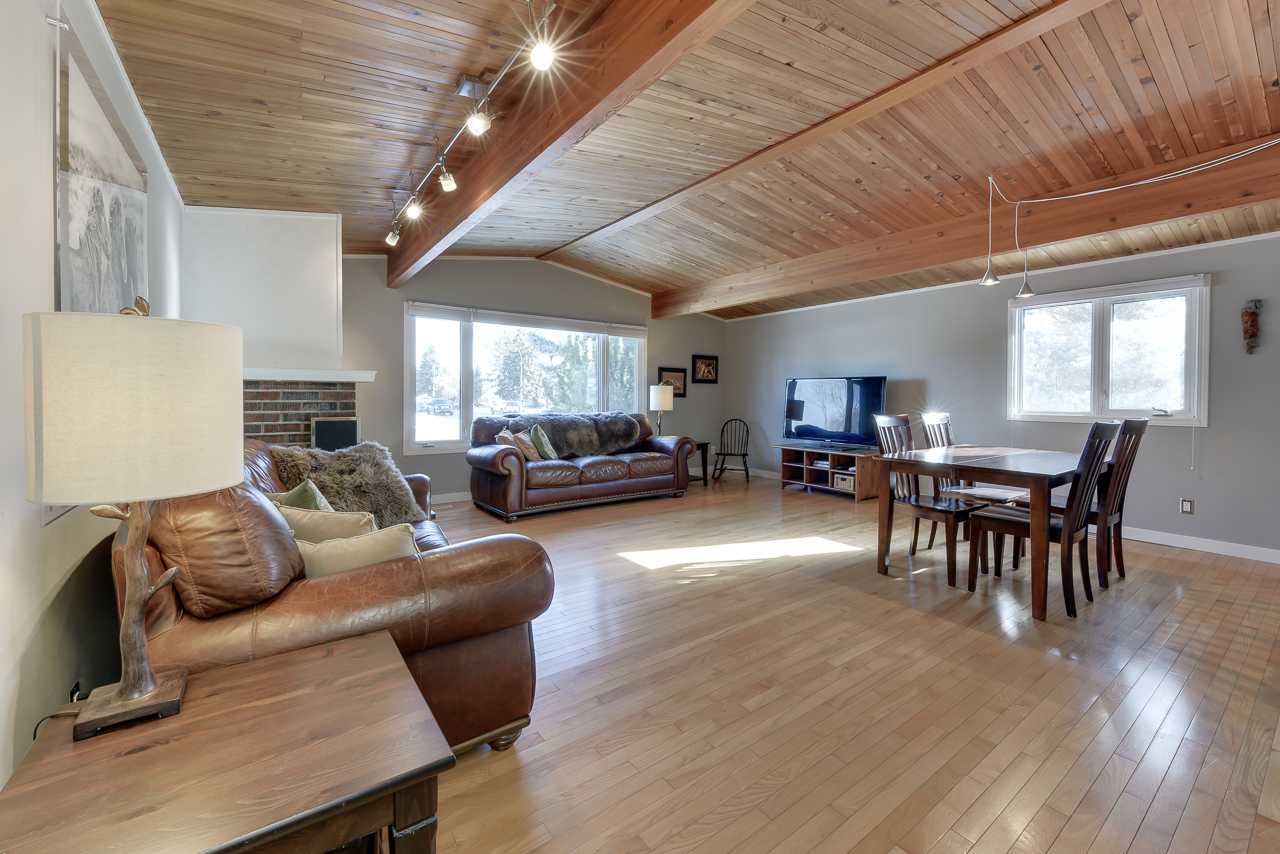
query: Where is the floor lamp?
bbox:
[649,383,674,435]
[24,310,243,739]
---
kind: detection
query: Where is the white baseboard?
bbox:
[430,491,471,505]
[748,468,781,480]
[1121,527,1280,565]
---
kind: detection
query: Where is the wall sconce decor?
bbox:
[1243,299,1261,354]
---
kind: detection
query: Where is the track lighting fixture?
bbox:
[404,195,423,219]
[979,176,1000,287]
[466,110,492,136]
[385,227,400,247]
[439,169,457,192]
[530,41,556,71]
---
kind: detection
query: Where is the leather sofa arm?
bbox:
[405,473,432,519]
[466,444,525,479]
[147,534,553,674]
[641,435,695,460]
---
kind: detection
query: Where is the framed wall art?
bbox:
[57,8,148,314]
[692,354,718,384]
[657,367,686,397]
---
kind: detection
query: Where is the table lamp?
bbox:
[25,306,243,739]
[649,383,674,435]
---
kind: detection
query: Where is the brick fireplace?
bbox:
[243,380,356,447]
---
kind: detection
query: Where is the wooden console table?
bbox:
[774,442,879,500]
[0,632,456,854]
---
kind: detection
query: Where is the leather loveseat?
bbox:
[108,440,555,753]
[467,414,694,522]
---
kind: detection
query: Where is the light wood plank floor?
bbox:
[431,478,1280,854]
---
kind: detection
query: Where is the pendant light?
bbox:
[1015,250,1035,299]
[979,176,1000,287]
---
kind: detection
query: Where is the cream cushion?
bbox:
[297,524,419,578]
[276,504,377,543]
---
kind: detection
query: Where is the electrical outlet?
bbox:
[1179,498,1194,515]
[69,681,82,703]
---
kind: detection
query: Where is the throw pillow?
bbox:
[268,442,427,529]
[277,504,377,543]
[265,479,333,511]
[511,430,541,462]
[495,427,519,448]
[531,424,558,460]
[297,524,419,578]
[149,484,304,619]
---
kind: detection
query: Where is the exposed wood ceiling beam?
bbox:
[650,133,1280,318]
[538,0,1115,263]
[386,0,757,287]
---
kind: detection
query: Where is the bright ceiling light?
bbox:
[466,110,492,136]
[530,41,556,71]
[385,228,399,247]
[439,170,457,192]
[404,196,423,219]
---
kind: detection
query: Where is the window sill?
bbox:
[1008,412,1206,428]
[403,441,470,456]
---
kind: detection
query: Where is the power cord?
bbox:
[33,711,79,741]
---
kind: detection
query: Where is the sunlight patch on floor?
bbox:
[619,537,859,570]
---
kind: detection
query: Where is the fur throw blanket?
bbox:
[269,442,426,529]
[475,412,640,457]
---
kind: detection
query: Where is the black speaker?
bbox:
[311,417,360,451]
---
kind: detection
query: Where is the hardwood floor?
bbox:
[431,478,1280,854]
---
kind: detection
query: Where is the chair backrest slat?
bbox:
[719,419,749,455]
[1101,418,1148,516]
[874,414,919,501]
[920,412,961,491]
[1061,421,1121,536]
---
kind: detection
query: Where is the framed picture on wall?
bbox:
[692,354,718,384]
[57,7,148,314]
[658,367,686,397]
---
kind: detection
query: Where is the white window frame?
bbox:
[404,301,647,455]
[1007,274,1210,427]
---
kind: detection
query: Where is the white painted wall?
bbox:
[183,207,343,369]
[1,0,127,782]
[724,231,1280,560]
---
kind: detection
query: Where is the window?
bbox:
[1008,275,1209,426]
[405,303,646,453]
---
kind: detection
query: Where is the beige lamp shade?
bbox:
[25,312,244,505]
[649,384,674,412]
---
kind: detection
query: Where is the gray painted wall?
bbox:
[723,231,1280,553]
[345,256,727,495]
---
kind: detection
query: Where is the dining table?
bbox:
[876,445,1091,621]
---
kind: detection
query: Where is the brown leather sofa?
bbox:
[467,414,695,522]
[109,440,555,753]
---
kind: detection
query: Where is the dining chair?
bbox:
[967,420,1121,618]
[921,412,1028,571]
[712,419,750,482]
[1011,418,1148,589]
[874,414,988,587]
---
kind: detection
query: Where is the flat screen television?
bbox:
[783,376,887,446]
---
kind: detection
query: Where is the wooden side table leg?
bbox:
[391,777,439,854]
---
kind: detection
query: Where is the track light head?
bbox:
[385,227,400,247]
[979,259,1001,287]
[530,41,556,71]
[466,110,492,136]
[405,196,423,219]
[439,170,457,192]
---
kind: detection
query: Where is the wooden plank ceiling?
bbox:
[102,0,1280,318]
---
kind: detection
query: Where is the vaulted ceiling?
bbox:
[101,0,1280,319]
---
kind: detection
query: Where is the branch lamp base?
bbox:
[72,668,188,741]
